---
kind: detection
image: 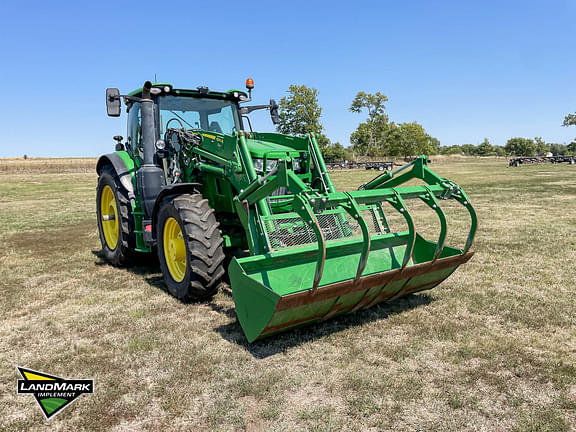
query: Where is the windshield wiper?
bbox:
[168,111,195,129]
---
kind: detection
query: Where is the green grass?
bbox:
[0,157,575,431]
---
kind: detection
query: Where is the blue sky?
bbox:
[1,0,575,157]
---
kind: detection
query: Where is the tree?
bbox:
[493,146,507,157]
[563,113,576,127]
[350,116,396,156]
[276,84,334,151]
[277,85,323,136]
[440,145,463,155]
[460,144,476,156]
[388,122,440,157]
[476,138,494,156]
[349,91,389,155]
[534,136,549,155]
[563,113,576,150]
[505,137,536,156]
[322,142,352,162]
[549,143,567,156]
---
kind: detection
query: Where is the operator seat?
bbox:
[208,121,223,133]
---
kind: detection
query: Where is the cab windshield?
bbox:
[158,96,241,135]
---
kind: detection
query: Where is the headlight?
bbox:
[266,159,278,172]
[293,158,301,172]
[253,158,264,173]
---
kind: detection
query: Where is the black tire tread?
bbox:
[161,194,225,301]
[96,165,136,266]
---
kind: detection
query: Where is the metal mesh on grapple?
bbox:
[262,206,386,251]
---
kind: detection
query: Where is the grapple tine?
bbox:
[293,194,326,293]
[342,192,371,280]
[320,193,372,321]
[349,189,418,312]
[451,189,478,253]
[387,189,416,269]
[420,185,448,261]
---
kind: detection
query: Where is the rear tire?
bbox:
[156,194,225,301]
[96,165,136,266]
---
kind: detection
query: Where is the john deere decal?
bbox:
[16,366,94,420]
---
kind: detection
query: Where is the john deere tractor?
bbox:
[97,80,477,342]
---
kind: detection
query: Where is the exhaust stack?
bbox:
[137,81,165,218]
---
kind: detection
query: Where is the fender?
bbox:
[96,152,135,199]
[151,183,202,238]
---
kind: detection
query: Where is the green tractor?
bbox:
[97,80,477,342]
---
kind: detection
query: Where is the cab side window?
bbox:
[127,102,142,159]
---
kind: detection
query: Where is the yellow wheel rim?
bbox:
[163,217,187,282]
[100,185,119,249]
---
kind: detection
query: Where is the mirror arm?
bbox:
[108,94,144,104]
[122,95,144,103]
[240,105,270,115]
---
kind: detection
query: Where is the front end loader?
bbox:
[97,80,477,342]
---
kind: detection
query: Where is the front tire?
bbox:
[156,194,225,301]
[96,165,136,266]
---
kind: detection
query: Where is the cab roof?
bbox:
[127,82,248,101]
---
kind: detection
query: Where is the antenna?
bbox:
[154,73,157,83]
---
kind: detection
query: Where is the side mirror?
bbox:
[269,99,280,125]
[106,88,121,117]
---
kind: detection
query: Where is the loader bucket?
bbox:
[229,184,477,342]
[230,235,474,342]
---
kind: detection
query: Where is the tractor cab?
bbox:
[120,82,309,182]
[120,82,314,205]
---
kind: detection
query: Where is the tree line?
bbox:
[441,137,576,157]
[275,85,576,161]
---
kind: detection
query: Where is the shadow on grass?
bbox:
[92,249,433,358]
[92,248,169,291]
[212,293,435,359]
[92,250,234,302]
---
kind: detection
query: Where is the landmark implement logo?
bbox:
[16,366,94,420]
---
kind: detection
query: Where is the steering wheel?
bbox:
[166,118,185,130]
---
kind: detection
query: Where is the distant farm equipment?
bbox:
[509,156,575,167]
[326,161,398,171]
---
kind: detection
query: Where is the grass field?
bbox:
[0,157,575,431]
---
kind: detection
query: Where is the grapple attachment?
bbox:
[230,156,477,342]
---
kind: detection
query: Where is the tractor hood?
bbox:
[245,139,301,159]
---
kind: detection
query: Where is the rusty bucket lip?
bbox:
[255,251,474,339]
[273,251,475,312]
